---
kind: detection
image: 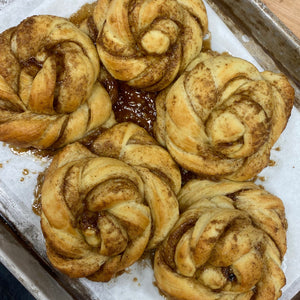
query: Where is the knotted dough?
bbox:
[93,0,208,91]
[41,122,181,281]
[155,52,294,180]
[0,15,114,149]
[154,179,287,300]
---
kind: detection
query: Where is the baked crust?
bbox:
[41,122,181,281]
[154,52,295,180]
[154,179,287,300]
[0,15,115,149]
[93,0,208,91]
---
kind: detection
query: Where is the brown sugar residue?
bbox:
[9,145,56,160]
[257,176,265,182]
[0,163,2,168]
[80,127,107,149]
[32,197,42,216]
[32,172,46,216]
[180,167,199,186]
[134,279,141,286]
[268,160,276,167]
[274,147,281,151]
[22,169,29,176]
[140,250,155,269]
[202,33,212,52]
[20,169,30,182]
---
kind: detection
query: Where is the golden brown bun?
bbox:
[93,0,208,91]
[154,52,294,180]
[0,15,115,149]
[154,179,287,300]
[41,122,180,281]
[91,122,181,249]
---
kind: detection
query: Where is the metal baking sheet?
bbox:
[0,0,299,299]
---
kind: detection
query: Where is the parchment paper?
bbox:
[0,1,299,299]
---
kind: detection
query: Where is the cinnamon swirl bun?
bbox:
[154,179,287,300]
[154,52,294,180]
[93,0,208,91]
[91,122,181,249]
[41,122,180,281]
[0,15,114,149]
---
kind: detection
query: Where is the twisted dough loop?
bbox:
[0,15,114,149]
[41,142,151,281]
[92,122,181,249]
[155,52,294,180]
[41,122,180,281]
[154,179,287,300]
[94,0,208,91]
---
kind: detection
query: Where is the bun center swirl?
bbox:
[93,0,208,91]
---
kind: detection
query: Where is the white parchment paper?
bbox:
[0,1,299,299]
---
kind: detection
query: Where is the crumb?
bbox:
[22,169,29,175]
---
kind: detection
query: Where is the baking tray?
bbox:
[0,0,299,299]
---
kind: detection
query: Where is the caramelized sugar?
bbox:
[101,76,158,135]
[79,211,100,231]
[32,172,46,216]
[202,34,212,52]
[268,160,276,167]
[22,169,29,175]
[8,144,56,160]
[32,197,42,216]
[180,167,222,187]
[180,167,199,187]
[5,146,54,216]
[140,249,155,269]
[98,34,211,136]
[257,176,265,182]
[221,267,237,282]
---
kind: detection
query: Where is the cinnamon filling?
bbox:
[79,210,99,231]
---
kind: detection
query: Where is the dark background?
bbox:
[0,263,35,300]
